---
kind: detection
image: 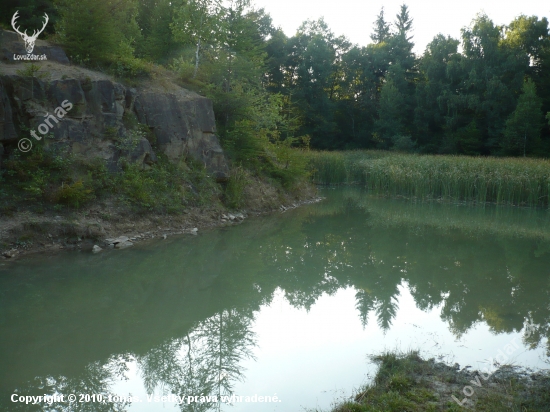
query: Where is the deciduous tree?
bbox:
[503,78,543,156]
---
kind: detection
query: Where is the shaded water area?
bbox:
[1,187,550,411]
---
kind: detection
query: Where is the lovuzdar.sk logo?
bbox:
[11,10,49,61]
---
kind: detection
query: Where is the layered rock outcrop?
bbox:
[0,29,229,180]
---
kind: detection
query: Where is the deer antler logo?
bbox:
[11,11,49,54]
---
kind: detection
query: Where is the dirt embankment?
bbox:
[0,179,320,261]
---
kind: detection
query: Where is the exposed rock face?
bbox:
[0,29,229,180]
[134,92,228,180]
[0,79,17,143]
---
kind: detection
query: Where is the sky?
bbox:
[251,0,550,54]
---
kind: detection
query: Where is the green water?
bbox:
[1,187,549,411]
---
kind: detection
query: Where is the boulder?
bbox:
[2,249,18,258]
[115,241,133,249]
[105,236,129,245]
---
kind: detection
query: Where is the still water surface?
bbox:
[1,188,549,411]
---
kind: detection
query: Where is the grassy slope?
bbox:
[318,351,550,412]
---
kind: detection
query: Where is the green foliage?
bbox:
[328,350,550,412]
[45,0,550,157]
[11,0,550,216]
[115,155,220,213]
[375,80,405,147]
[135,0,180,63]
[0,140,220,213]
[305,150,550,207]
[370,7,391,44]
[111,55,154,80]
[222,120,265,167]
[165,0,311,191]
[52,180,94,209]
[223,166,248,209]
[2,145,84,208]
[305,150,387,185]
[0,0,58,35]
[263,133,310,188]
[502,78,543,156]
[55,0,140,64]
[113,128,144,153]
[454,121,483,155]
[171,0,222,78]
[391,135,415,153]
[16,63,48,79]
[170,53,201,84]
[220,120,310,189]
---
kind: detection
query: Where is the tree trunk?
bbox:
[193,38,201,79]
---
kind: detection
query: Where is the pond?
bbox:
[1,187,549,411]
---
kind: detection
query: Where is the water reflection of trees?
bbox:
[256,191,550,350]
[1,355,131,411]
[1,308,256,412]
[138,308,256,412]
[1,188,550,410]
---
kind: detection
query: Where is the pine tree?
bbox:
[370,7,391,44]
[395,4,413,41]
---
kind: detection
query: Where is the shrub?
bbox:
[52,180,95,209]
[391,135,415,153]
[223,166,248,209]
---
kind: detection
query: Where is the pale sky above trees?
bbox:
[252,0,550,53]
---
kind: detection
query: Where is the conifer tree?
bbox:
[395,4,413,41]
[370,7,391,44]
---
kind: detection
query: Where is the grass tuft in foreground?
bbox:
[323,351,550,412]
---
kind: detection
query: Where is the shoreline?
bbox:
[0,194,323,263]
[326,351,550,412]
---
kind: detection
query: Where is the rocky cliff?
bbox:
[0,30,229,180]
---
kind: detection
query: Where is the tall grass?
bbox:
[305,150,390,185]
[304,151,550,207]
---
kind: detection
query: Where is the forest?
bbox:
[2,0,550,158]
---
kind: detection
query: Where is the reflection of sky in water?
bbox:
[2,188,550,412]
[120,284,548,412]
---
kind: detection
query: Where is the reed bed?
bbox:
[305,150,390,185]
[304,151,550,207]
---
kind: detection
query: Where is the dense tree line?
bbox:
[264,6,550,155]
[2,1,550,156]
